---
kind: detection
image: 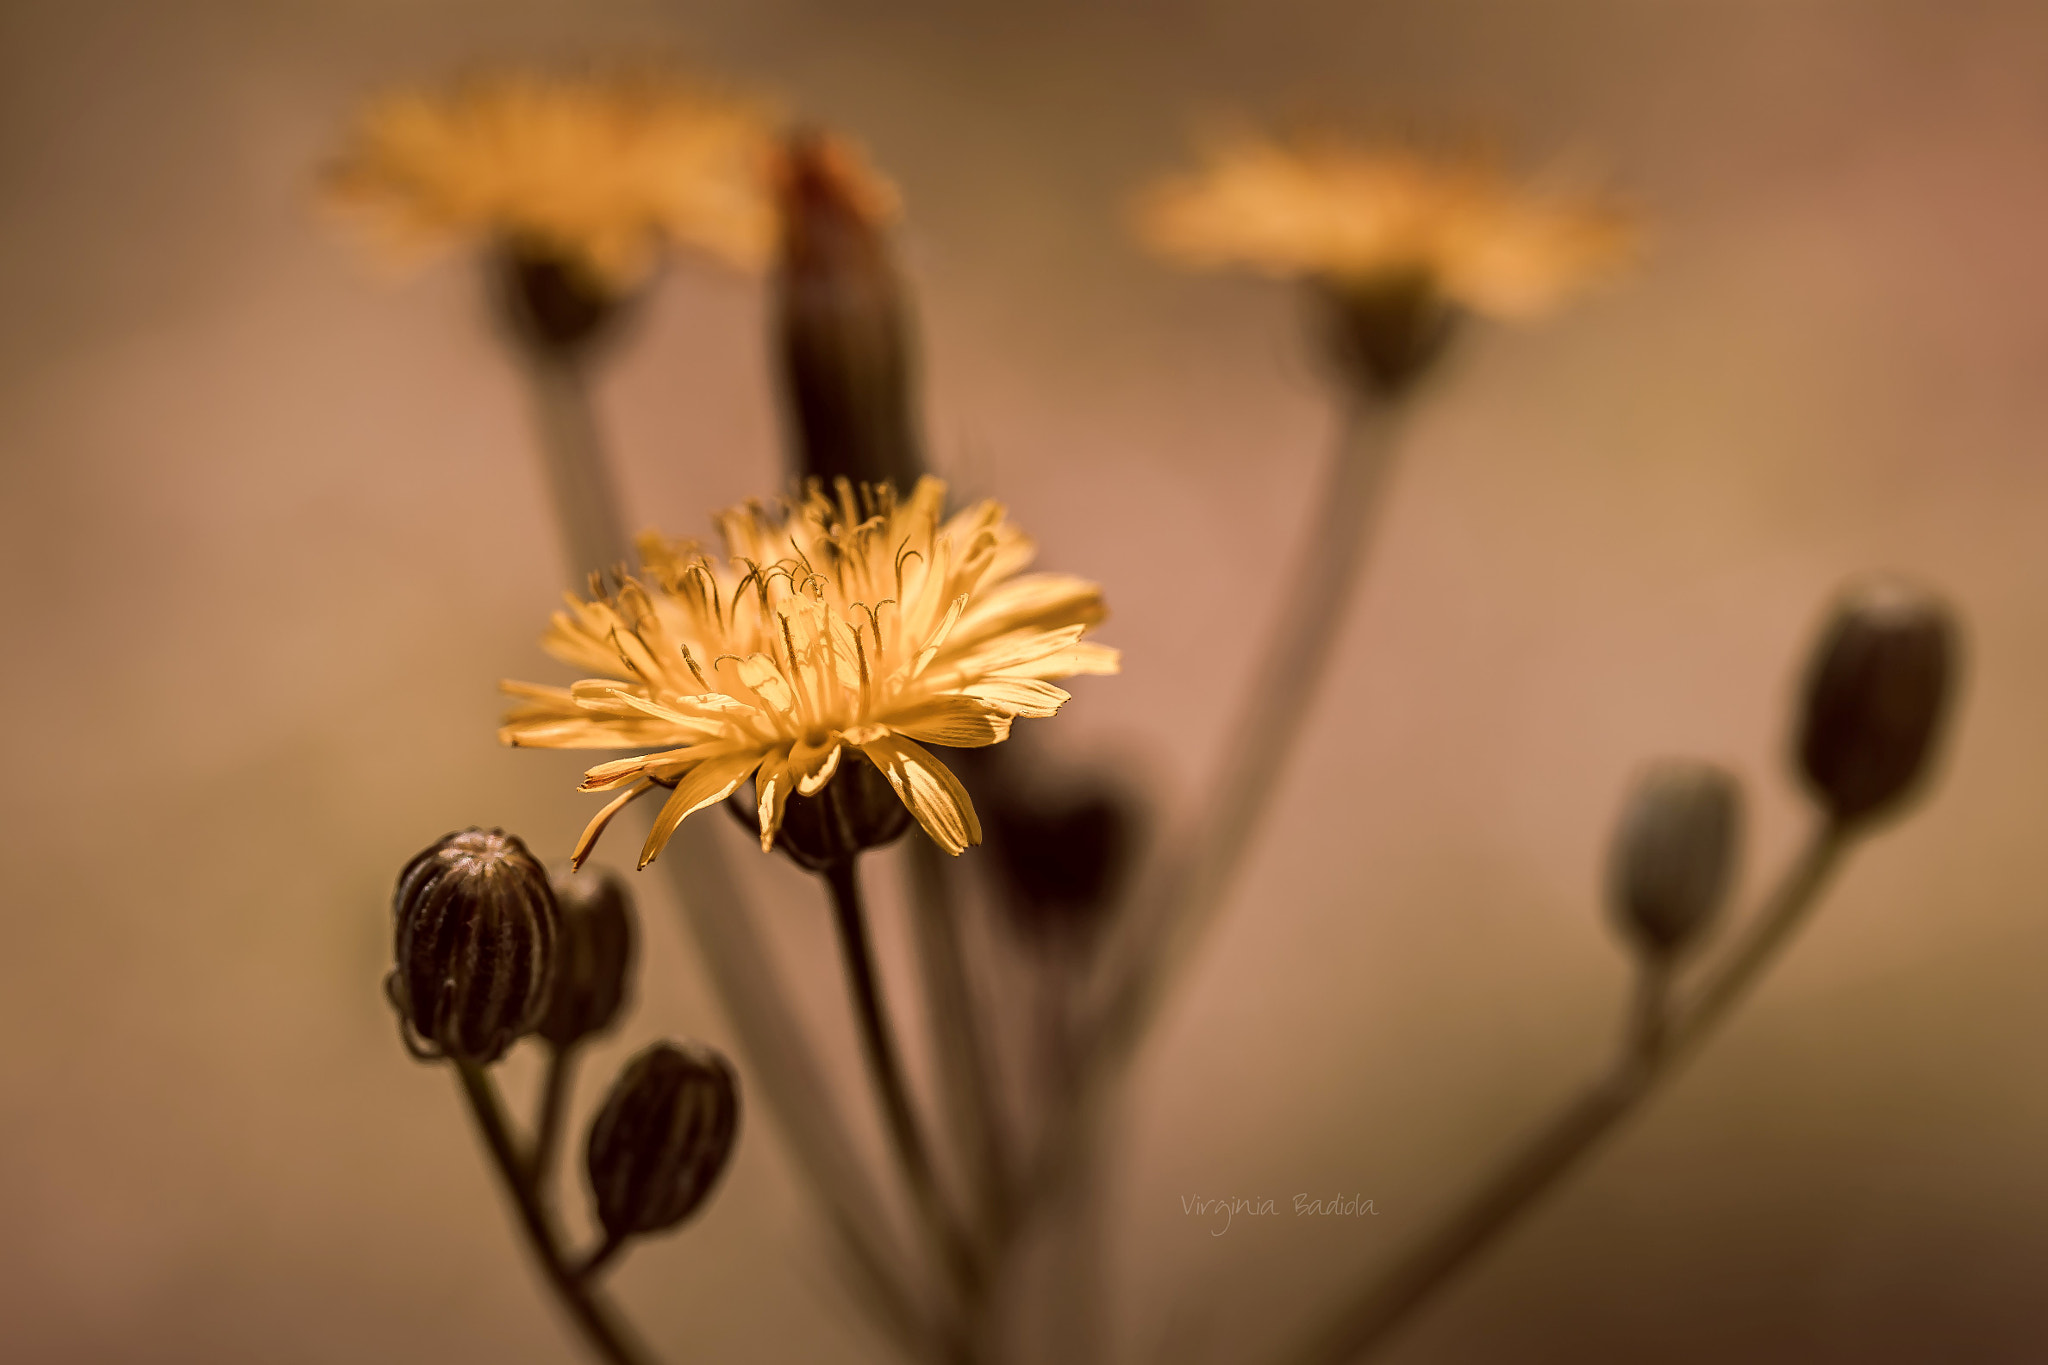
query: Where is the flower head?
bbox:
[501,477,1119,866]
[326,69,779,288]
[1136,132,1636,320]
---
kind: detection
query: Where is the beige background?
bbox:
[5,1,2048,1361]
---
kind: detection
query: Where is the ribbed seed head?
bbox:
[538,866,636,1048]
[586,1042,741,1241]
[1796,579,1960,826]
[1608,760,1742,958]
[387,828,558,1065]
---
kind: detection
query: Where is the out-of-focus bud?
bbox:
[538,866,637,1049]
[971,746,1144,946]
[1796,579,1960,827]
[728,752,914,871]
[1311,271,1460,400]
[773,130,923,491]
[1607,761,1742,958]
[586,1042,741,1243]
[386,828,558,1065]
[494,242,628,358]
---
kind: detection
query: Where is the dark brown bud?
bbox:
[773,130,924,492]
[586,1042,740,1243]
[493,241,629,358]
[727,751,914,871]
[386,828,558,1065]
[1607,761,1742,958]
[1311,270,1460,400]
[538,866,636,1049]
[1796,579,1960,826]
[970,745,1144,946]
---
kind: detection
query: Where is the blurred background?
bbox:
[6,0,2048,1361]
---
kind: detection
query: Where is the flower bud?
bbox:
[586,1042,740,1242]
[971,746,1143,945]
[538,866,636,1049]
[773,130,924,491]
[494,241,627,357]
[727,751,914,871]
[1796,579,1960,826]
[1312,271,1460,400]
[1607,761,1742,958]
[386,828,558,1065]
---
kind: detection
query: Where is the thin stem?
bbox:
[1284,822,1850,1365]
[906,837,1015,1245]
[532,1044,577,1199]
[454,1062,661,1365]
[824,857,982,1302]
[1093,395,1405,1063]
[523,352,631,578]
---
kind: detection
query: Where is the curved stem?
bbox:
[454,1062,661,1365]
[1094,396,1405,1062]
[825,858,982,1303]
[1284,821,1850,1365]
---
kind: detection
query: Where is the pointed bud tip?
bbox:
[1797,577,1961,827]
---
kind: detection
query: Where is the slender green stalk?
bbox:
[905,837,1015,1244]
[1284,822,1850,1365]
[1093,396,1405,1062]
[454,1062,660,1365]
[824,858,982,1304]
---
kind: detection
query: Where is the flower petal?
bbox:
[571,779,657,868]
[859,733,982,855]
[884,697,1015,748]
[640,750,763,868]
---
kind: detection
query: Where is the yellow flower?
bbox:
[325,69,779,288]
[501,478,1120,867]
[1136,132,1636,319]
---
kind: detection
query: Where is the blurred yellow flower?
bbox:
[326,69,779,287]
[1136,133,1636,319]
[501,478,1119,866]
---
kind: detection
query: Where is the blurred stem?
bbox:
[1094,394,1405,1062]
[1284,820,1851,1365]
[825,857,983,1308]
[522,352,630,577]
[511,348,925,1332]
[454,1061,660,1365]
[907,837,1015,1246]
[531,1043,578,1200]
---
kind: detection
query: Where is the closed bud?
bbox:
[727,751,914,871]
[1796,579,1960,826]
[586,1042,740,1242]
[493,242,628,358]
[773,129,924,491]
[1312,271,1460,400]
[1607,761,1742,958]
[386,828,558,1065]
[538,866,637,1048]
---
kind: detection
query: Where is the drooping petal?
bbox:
[571,779,657,868]
[640,750,764,868]
[754,746,794,852]
[859,733,982,855]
